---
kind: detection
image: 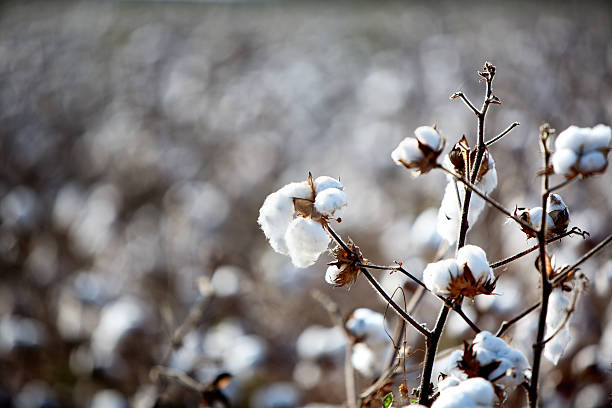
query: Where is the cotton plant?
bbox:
[253,62,611,408]
[258,173,347,267]
[551,124,611,178]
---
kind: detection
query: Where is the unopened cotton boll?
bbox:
[432,377,497,408]
[314,188,347,217]
[285,218,330,268]
[423,259,461,297]
[456,245,493,282]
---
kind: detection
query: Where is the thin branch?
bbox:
[490,227,589,269]
[437,164,538,234]
[495,302,541,337]
[444,299,481,333]
[360,267,430,338]
[539,283,582,346]
[344,339,357,408]
[529,123,554,408]
[486,121,520,146]
[311,289,344,327]
[151,366,204,392]
[450,91,480,116]
[551,233,612,286]
[545,177,577,194]
[325,224,430,338]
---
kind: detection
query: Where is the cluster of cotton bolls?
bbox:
[436,145,498,245]
[258,175,347,267]
[438,331,530,406]
[345,308,389,378]
[551,124,611,178]
[514,193,570,238]
[423,245,495,299]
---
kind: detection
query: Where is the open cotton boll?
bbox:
[392,137,424,165]
[437,181,485,245]
[423,259,461,296]
[314,188,347,217]
[415,126,443,151]
[432,377,496,408]
[555,125,587,152]
[346,308,387,348]
[528,207,554,230]
[584,124,612,151]
[325,264,346,286]
[578,151,607,174]
[456,245,493,282]
[479,154,498,194]
[314,176,343,194]
[285,218,330,268]
[279,181,314,200]
[258,191,296,255]
[437,376,461,392]
[544,289,571,365]
[351,343,378,377]
[472,331,530,390]
[551,148,578,176]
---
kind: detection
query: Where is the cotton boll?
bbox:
[547,193,567,212]
[314,188,347,217]
[432,377,496,408]
[279,181,313,200]
[456,245,493,282]
[578,151,607,174]
[423,259,461,296]
[437,180,485,245]
[258,191,296,255]
[325,264,345,286]
[479,154,498,194]
[392,138,425,165]
[437,376,461,392]
[313,176,343,194]
[551,148,578,176]
[544,289,571,365]
[527,207,554,231]
[345,308,387,348]
[555,125,587,152]
[414,126,443,151]
[285,218,330,268]
[351,343,378,377]
[583,124,611,151]
[472,331,530,390]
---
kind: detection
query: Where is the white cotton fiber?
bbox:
[432,377,496,408]
[456,245,493,282]
[258,190,296,255]
[314,176,343,194]
[415,126,443,151]
[472,331,530,390]
[423,258,461,296]
[392,137,424,165]
[584,124,612,151]
[345,308,387,348]
[314,188,347,217]
[285,217,330,267]
[555,126,587,152]
[544,289,571,365]
[578,151,607,174]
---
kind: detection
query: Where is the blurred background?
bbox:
[0,1,611,407]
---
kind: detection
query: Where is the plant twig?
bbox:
[545,177,576,194]
[529,123,554,408]
[450,91,480,116]
[345,339,357,408]
[486,121,520,146]
[495,302,541,337]
[551,233,612,286]
[437,164,537,234]
[444,300,481,333]
[151,366,204,392]
[490,227,589,269]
